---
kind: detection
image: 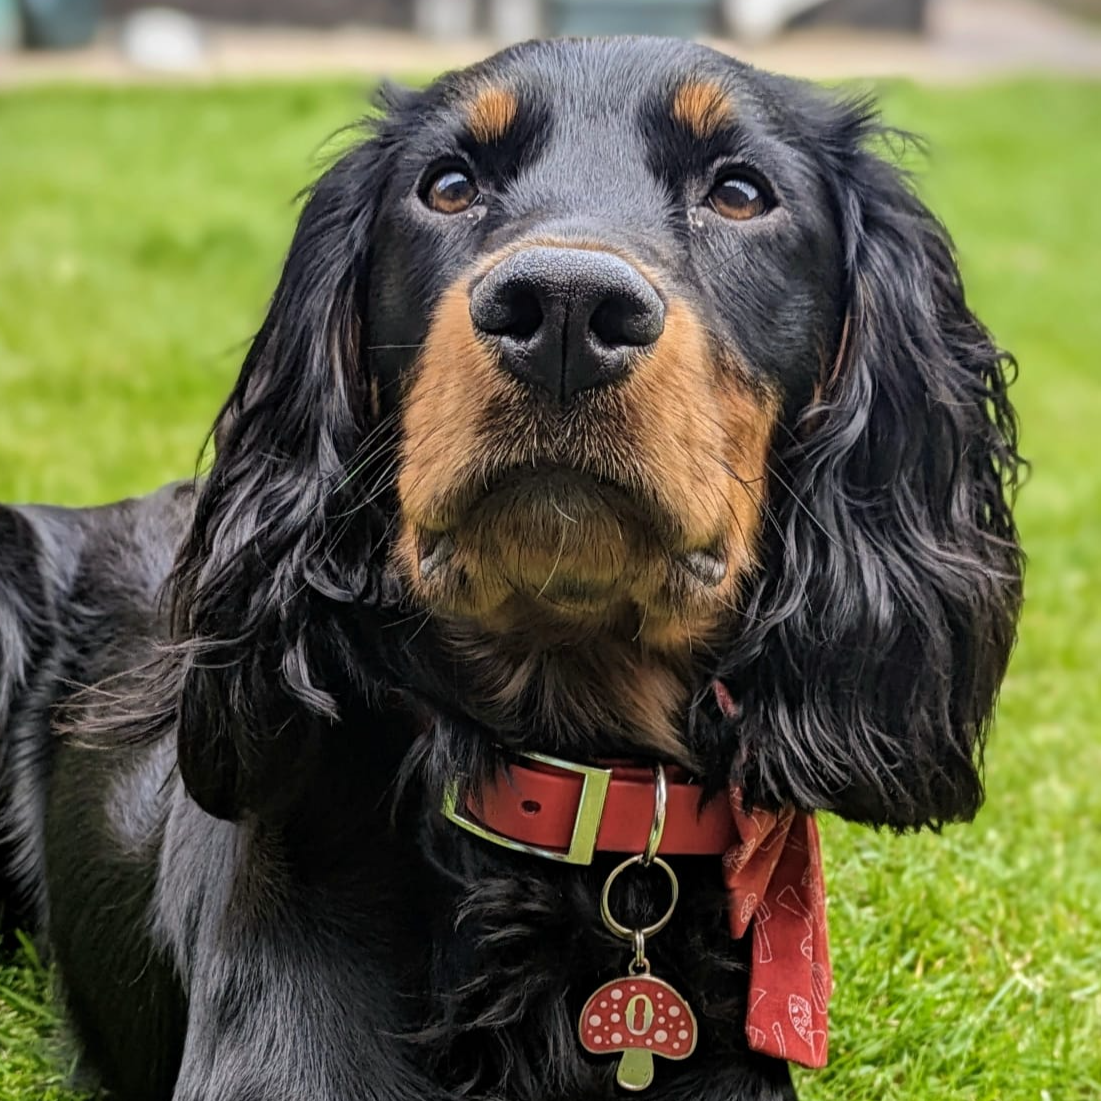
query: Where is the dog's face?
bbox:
[369,39,843,649]
[176,37,1021,827]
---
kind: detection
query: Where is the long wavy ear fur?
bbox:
[172,136,399,821]
[708,97,1024,830]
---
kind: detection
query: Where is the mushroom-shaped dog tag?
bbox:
[579,975,698,1091]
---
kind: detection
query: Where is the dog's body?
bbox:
[0,487,787,1100]
[1,38,1021,1101]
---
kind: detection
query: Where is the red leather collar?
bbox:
[460,756,738,859]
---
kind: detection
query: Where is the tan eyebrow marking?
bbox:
[672,80,735,138]
[467,86,519,145]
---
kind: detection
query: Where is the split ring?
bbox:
[598,854,680,941]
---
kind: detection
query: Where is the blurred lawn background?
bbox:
[1,78,1099,1100]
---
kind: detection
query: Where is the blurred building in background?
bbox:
[2,0,1099,83]
[0,0,948,51]
[90,0,935,39]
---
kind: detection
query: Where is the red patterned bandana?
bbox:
[714,684,833,1068]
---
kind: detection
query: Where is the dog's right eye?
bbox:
[708,172,772,221]
[423,168,480,215]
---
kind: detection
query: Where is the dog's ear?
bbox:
[171,136,399,821]
[711,100,1024,830]
[0,508,53,744]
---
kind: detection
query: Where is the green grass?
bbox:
[1,77,1099,1100]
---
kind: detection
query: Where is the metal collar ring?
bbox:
[598,854,680,941]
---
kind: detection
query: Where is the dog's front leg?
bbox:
[169,939,437,1101]
[159,811,439,1101]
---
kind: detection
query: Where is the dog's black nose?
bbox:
[469,247,665,402]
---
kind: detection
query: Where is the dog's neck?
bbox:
[440,618,699,766]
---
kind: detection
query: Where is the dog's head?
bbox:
[173,39,1023,828]
[383,50,819,649]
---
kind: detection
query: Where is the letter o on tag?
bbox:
[626,994,654,1035]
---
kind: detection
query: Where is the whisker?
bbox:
[550,502,578,524]
[535,519,571,599]
[404,607,437,645]
[762,457,839,549]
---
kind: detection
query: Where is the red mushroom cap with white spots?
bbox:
[578,976,697,1060]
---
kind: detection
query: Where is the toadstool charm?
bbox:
[578,975,698,1091]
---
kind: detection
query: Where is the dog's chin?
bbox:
[398,466,731,647]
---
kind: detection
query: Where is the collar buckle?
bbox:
[441,750,613,865]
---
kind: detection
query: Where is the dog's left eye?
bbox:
[708,173,772,221]
[423,168,480,215]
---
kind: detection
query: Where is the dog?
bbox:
[0,36,1022,1101]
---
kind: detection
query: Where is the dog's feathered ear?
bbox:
[711,100,1024,830]
[171,137,397,821]
[0,509,52,744]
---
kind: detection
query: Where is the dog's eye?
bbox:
[424,168,480,215]
[708,173,771,221]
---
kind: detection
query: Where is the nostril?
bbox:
[471,279,543,341]
[501,287,543,340]
[589,293,664,350]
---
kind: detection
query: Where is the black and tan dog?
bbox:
[0,37,1022,1101]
